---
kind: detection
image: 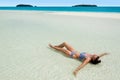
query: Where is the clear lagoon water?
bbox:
[0,7,120,80]
[0,7,120,13]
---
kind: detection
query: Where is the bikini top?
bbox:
[79,52,86,61]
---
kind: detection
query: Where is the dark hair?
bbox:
[90,56,101,64]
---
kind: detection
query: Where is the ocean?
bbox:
[0,7,120,13]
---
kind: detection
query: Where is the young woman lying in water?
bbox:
[49,42,109,76]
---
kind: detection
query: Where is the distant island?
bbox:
[16,4,33,7]
[72,4,97,7]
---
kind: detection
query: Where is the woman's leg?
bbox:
[55,42,75,52]
[49,44,71,56]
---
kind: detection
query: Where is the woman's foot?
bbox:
[49,44,62,50]
[49,44,54,48]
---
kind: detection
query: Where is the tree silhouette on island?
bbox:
[72,4,97,7]
[16,4,97,7]
[16,4,33,7]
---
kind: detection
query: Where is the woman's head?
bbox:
[90,55,101,64]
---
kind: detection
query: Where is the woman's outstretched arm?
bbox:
[99,53,109,58]
[73,58,91,76]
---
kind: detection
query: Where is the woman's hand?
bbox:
[73,70,78,76]
[104,53,110,55]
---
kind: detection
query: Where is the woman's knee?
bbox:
[63,42,67,45]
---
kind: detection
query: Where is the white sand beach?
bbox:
[0,10,120,80]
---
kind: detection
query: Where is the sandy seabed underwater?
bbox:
[0,11,120,80]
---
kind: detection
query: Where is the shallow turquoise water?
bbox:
[0,11,120,80]
[0,7,120,13]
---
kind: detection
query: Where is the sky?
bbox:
[0,0,120,6]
